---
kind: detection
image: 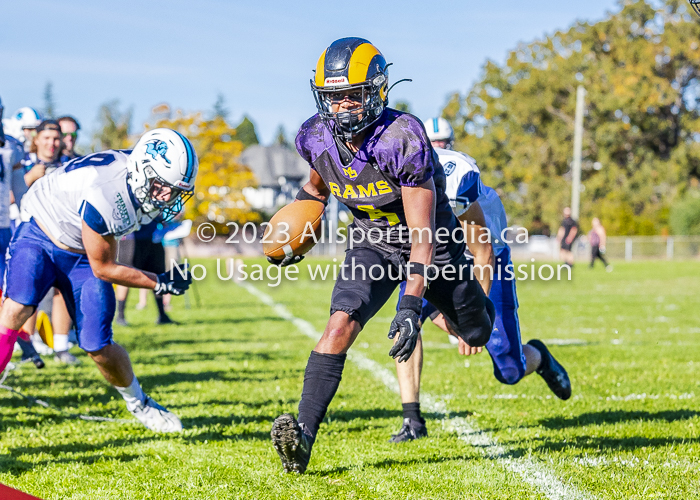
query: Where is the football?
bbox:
[262,200,325,259]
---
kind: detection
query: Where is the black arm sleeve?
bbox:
[295,187,328,205]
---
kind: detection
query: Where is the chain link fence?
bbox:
[509,235,700,261]
[183,222,700,262]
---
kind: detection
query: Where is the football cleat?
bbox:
[271,413,313,474]
[114,317,129,327]
[527,339,572,400]
[22,353,45,369]
[54,350,81,365]
[389,417,428,443]
[128,395,183,432]
[155,315,178,325]
[17,337,45,369]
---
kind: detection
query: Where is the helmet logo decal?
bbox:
[146,140,171,165]
[325,76,349,86]
[342,166,358,179]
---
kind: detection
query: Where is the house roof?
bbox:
[239,144,310,188]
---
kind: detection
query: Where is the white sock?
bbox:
[53,334,69,352]
[115,376,146,409]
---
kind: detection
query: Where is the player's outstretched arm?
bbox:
[388,180,436,363]
[82,220,166,290]
[401,179,436,298]
[459,202,494,295]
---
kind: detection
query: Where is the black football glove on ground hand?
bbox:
[388,295,423,363]
[154,263,192,296]
[267,255,304,267]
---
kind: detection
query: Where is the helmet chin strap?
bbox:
[136,206,160,226]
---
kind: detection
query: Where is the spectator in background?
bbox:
[23,120,64,185]
[556,207,579,268]
[57,115,80,162]
[589,218,612,272]
[115,219,175,326]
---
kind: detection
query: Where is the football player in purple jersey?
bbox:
[270,37,496,474]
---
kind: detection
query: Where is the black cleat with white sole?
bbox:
[527,339,572,400]
[271,413,314,474]
[389,417,428,443]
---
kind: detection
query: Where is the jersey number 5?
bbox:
[356,204,400,226]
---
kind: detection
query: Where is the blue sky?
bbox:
[1,0,621,146]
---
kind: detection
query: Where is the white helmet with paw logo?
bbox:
[127,128,198,222]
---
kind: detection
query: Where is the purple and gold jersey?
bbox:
[296,109,464,264]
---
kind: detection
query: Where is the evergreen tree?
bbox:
[92,100,132,151]
[393,100,412,113]
[234,115,259,148]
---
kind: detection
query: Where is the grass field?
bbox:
[0,258,698,499]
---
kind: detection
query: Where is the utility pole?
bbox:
[571,85,585,221]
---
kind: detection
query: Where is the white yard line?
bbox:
[241,282,595,500]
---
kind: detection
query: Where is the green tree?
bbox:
[92,100,132,151]
[670,189,700,235]
[393,100,412,113]
[151,112,260,229]
[43,81,56,119]
[234,115,259,148]
[445,0,700,235]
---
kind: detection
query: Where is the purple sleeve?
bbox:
[295,129,312,166]
[295,117,321,171]
[397,147,437,187]
[393,116,436,186]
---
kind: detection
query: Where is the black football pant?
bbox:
[330,247,492,346]
[297,247,494,439]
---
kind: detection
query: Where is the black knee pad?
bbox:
[458,297,495,347]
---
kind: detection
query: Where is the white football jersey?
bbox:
[435,147,509,255]
[0,136,23,228]
[21,150,143,250]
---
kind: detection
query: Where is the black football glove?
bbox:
[154,263,192,296]
[388,295,423,363]
[267,255,304,267]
